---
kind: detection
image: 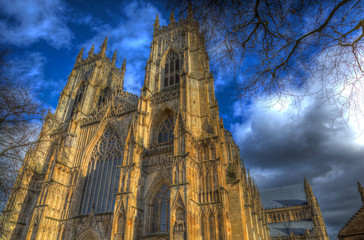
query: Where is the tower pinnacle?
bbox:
[88,44,95,58]
[154,14,160,31]
[121,58,126,70]
[169,10,175,23]
[358,181,364,204]
[99,36,108,57]
[118,58,126,90]
[304,176,313,197]
[111,50,117,66]
[187,0,193,20]
[76,47,84,64]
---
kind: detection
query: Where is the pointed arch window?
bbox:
[79,127,122,215]
[98,86,111,106]
[164,51,180,87]
[74,84,85,107]
[158,115,174,143]
[70,84,85,118]
[152,184,170,233]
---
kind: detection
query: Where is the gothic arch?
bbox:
[149,107,175,145]
[78,121,124,215]
[159,47,182,89]
[77,229,101,240]
[72,78,87,98]
[80,120,123,171]
[160,47,182,67]
[145,176,172,234]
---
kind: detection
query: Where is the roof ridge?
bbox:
[338,204,364,235]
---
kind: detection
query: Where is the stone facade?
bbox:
[0,10,328,240]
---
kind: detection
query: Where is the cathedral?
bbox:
[0,10,329,240]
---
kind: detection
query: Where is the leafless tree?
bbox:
[168,0,364,121]
[0,50,48,212]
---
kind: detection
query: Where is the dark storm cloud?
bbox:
[231,98,364,239]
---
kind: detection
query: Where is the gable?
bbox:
[339,205,364,237]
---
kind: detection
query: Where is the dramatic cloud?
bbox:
[0,0,72,48]
[231,97,364,239]
[3,52,65,110]
[79,1,167,95]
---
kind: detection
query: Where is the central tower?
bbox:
[114,10,270,240]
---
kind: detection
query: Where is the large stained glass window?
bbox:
[79,127,122,215]
[158,115,174,143]
[164,51,180,88]
[152,184,170,233]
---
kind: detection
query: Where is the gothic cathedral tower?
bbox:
[1,10,269,240]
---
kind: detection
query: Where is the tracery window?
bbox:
[164,51,180,87]
[158,115,174,143]
[79,127,122,215]
[152,184,170,233]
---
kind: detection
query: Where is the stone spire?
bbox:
[118,58,126,89]
[358,181,364,204]
[88,44,95,58]
[154,14,160,31]
[121,58,126,71]
[111,50,117,66]
[304,176,313,198]
[99,36,108,57]
[76,47,84,64]
[304,177,328,239]
[187,0,193,20]
[169,10,175,24]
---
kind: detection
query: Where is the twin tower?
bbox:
[1,10,325,240]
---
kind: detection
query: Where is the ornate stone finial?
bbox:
[169,10,175,23]
[118,58,126,90]
[122,58,126,70]
[99,36,108,57]
[304,176,313,197]
[187,0,193,20]
[76,47,84,63]
[88,44,95,58]
[154,14,160,30]
[111,50,117,66]
[358,181,364,204]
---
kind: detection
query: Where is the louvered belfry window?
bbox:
[80,127,122,214]
[152,184,170,233]
[164,51,180,87]
[158,115,174,143]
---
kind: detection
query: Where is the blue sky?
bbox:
[1,0,364,238]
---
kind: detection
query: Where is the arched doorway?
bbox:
[77,229,101,240]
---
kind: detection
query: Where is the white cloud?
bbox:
[4,52,65,111]
[0,0,72,48]
[79,0,167,95]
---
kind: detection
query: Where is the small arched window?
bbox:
[70,84,85,118]
[74,84,85,107]
[79,127,122,214]
[164,51,180,87]
[158,115,174,143]
[98,86,111,106]
[152,184,170,233]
